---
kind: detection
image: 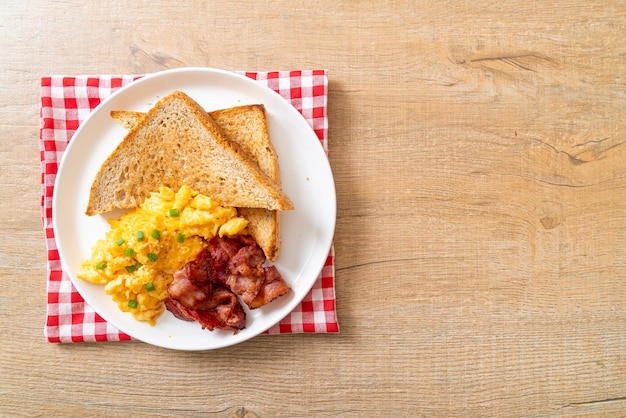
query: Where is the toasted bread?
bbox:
[211,106,283,260]
[109,103,284,261]
[86,91,294,220]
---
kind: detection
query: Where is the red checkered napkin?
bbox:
[40,70,338,343]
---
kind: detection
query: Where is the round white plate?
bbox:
[53,67,336,350]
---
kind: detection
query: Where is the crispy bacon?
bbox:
[249,265,291,309]
[207,235,290,308]
[214,237,266,306]
[165,297,246,332]
[169,269,227,311]
[166,234,291,333]
[178,247,216,286]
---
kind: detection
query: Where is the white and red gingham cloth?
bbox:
[40,70,338,343]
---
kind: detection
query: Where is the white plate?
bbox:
[53,67,336,350]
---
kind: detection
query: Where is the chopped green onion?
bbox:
[116,237,125,246]
[128,300,138,309]
[176,233,185,243]
[147,252,158,262]
[136,231,145,241]
[95,262,107,270]
[145,282,155,292]
[124,248,135,257]
[169,208,180,217]
[151,229,161,240]
[125,263,143,273]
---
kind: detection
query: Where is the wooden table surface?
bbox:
[2,1,626,416]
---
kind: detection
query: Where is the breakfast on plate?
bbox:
[77,90,294,333]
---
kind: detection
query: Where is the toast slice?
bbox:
[212,106,282,261]
[86,91,294,219]
[110,103,283,261]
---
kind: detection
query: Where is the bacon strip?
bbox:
[165,297,246,332]
[166,235,291,333]
[249,265,291,309]
[206,235,290,308]
[209,236,267,306]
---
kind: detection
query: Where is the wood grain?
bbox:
[1,1,626,416]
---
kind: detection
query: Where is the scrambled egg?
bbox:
[77,185,248,325]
